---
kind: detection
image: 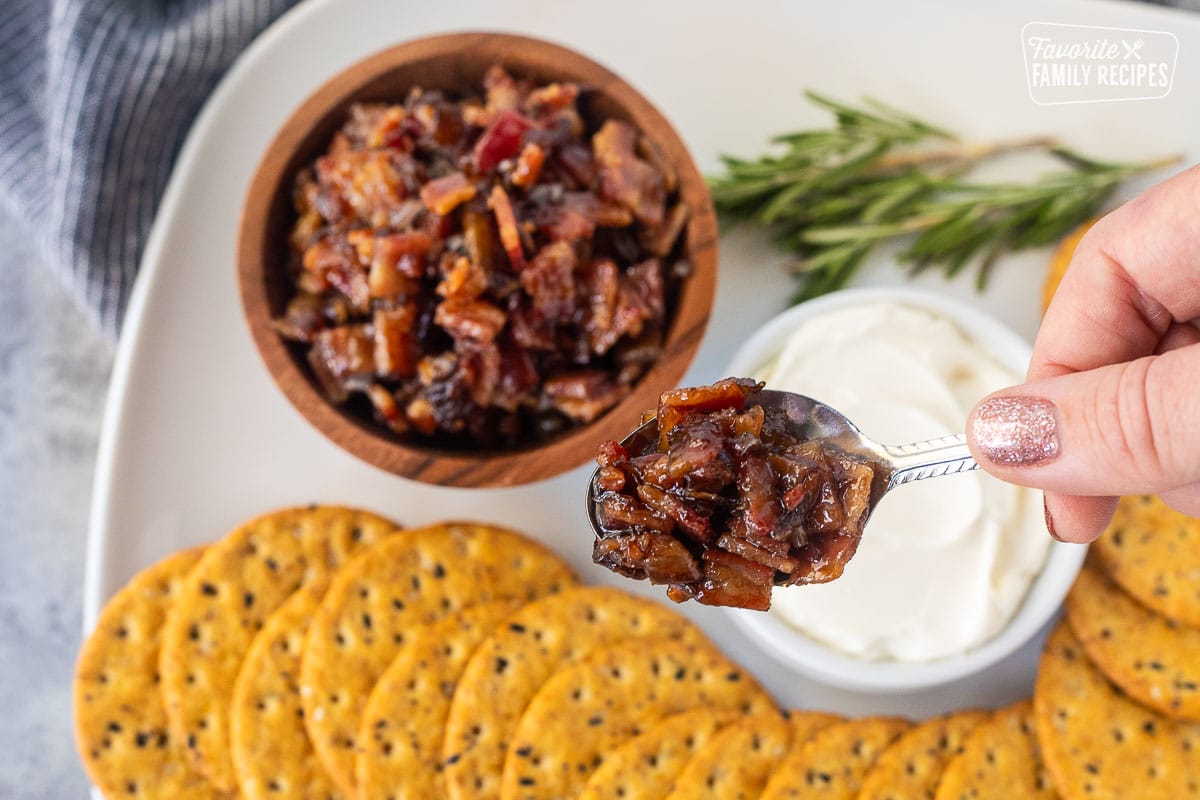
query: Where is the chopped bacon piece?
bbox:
[373,305,417,379]
[669,551,774,611]
[273,292,325,342]
[434,298,507,342]
[309,326,375,402]
[315,149,411,227]
[520,241,577,320]
[436,255,488,301]
[483,65,524,114]
[303,234,370,312]
[642,202,690,258]
[511,143,545,188]
[488,185,526,270]
[592,120,666,226]
[367,231,432,298]
[543,370,626,423]
[524,82,580,115]
[419,172,477,215]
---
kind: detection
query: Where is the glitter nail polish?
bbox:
[972,396,1060,467]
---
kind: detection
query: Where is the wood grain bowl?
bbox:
[237,32,717,487]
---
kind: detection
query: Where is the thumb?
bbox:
[966,344,1200,512]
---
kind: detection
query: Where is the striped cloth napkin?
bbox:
[0,0,298,336]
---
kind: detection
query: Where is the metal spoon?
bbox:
[585,389,978,531]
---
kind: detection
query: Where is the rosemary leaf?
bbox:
[710,93,1179,301]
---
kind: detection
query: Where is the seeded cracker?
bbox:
[443,586,703,800]
[301,522,576,796]
[1066,559,1200,720]
[229,580,340,800]
[1034,621,1200,799]
[858,709,989,800]
[159,505,401,792]
[356,601,520,800]
[665,709,840,800]
[577,709,741,800]
[759,716,911,800]
[74,547,221,800]
[501,638,774,800]
[1092,495,1200,627]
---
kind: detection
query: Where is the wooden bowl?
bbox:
[237,32,717,487]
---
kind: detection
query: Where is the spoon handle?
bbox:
[883,434,978,490]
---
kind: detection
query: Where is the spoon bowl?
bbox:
[585,388,978,543]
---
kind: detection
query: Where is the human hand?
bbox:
[966,164,1200,543]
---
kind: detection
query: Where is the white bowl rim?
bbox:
[721,286,1087,693]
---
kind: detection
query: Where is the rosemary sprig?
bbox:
[709,92,1179,301]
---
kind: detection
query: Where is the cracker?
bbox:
[301,521,575,796]
[786,709,845,746]
[1034,621,1200,798]
[230,580,340,800]
[159,505,401,791]
[443,586,702,800]
[1066,559,1200,720]
[1042,219,1093,313]
[357,601,520,800]
[858,709,989,800]
[1093,494,1200,627]
[759,716,911,800]
[73,547,222,800]
[665,709,839,800]
[578,709,741,800]
[501,638,774,800]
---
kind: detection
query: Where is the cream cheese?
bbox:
[758,301,1050,662]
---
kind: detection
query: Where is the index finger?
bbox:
[1030,164,1200,382]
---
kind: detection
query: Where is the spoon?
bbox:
[585,389,978,532]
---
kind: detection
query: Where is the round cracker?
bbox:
[759,716,911,800]
[301,521,576,796]
[665,709,839,800]
[159,505,401,791]
[357,600,521,800]
[1042,218,1094,313]
[501,638,774,800]
[578,709,741,800]
[443,586,702,800]
[1093,494,1200,628]
[1034,621,1200,799]
[935,700,1054,800]
[1066,559,1200,720]
[858,709,989,800]
[74,547,222,800]
[230,580,341,800]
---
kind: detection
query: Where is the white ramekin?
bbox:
[723,286,1087,693]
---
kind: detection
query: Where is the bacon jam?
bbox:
[274,66,690,448]
[591,379,878,610]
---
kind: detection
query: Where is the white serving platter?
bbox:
[85,0,1200,720]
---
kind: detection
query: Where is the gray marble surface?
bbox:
[0,209,112,798]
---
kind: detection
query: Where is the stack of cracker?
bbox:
[76,505,904,800]
[1034,495,1200,799]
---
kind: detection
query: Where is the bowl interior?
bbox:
[722,286,1087,692]
[238,33,716,486]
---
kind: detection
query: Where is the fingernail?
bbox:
[972,396,1060,467]
[1043,496,1064,542]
